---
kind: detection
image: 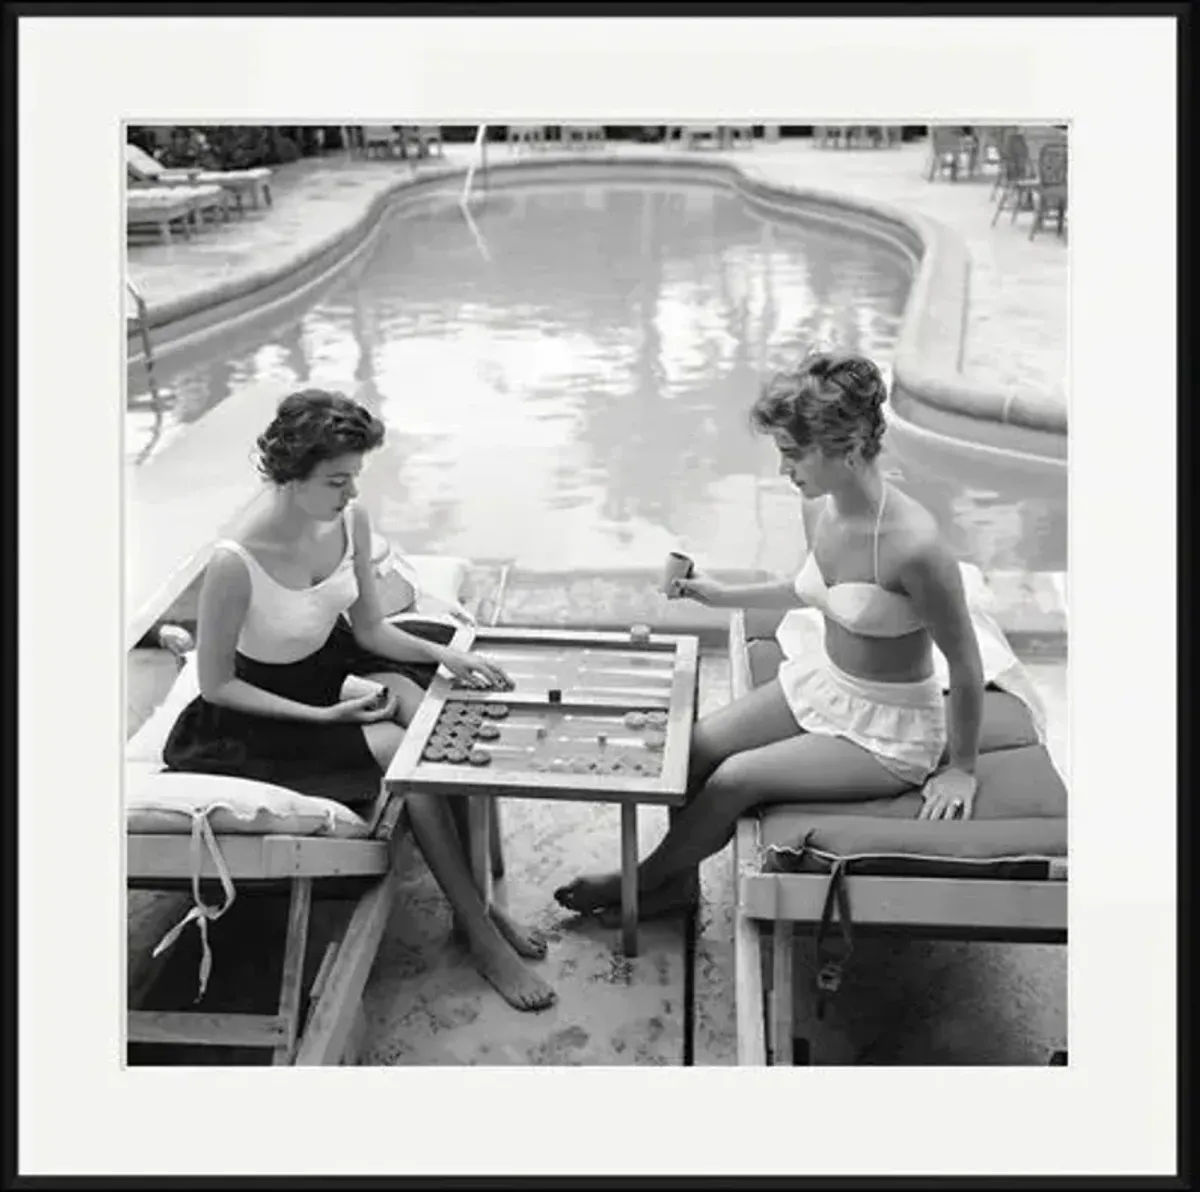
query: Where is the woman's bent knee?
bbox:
[362,720,405,770]
[703,752,766,809]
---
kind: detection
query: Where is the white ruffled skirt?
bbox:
[778,655,947,785]
[775,563,1048,787]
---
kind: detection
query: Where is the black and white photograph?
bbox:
[15,10,1180,1182]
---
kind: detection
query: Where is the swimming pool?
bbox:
[130,175,1066,575]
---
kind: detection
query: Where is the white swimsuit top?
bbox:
[214,506,359,664]
[793,487,925,639]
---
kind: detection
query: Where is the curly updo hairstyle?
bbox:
[750,351,888,462]
[255,389,385,485]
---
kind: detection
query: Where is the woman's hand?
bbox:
[320,687,400,725]
[438,648,514,691]
[667,574,728,606]
[917,766,978,821]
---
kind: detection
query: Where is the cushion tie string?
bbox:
[150,808,237,1003]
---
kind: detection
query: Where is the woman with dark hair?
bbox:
[164,389,555,1011]
[555,350,1044,923]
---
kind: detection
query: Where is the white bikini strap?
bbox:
[213,539,254,565]
[873,485,888,584]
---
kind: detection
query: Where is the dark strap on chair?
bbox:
[813,859,854,1021]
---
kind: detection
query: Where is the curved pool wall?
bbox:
[128,155,1067,463]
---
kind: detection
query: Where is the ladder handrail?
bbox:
[126,278,167,419]
[460,123,488,208]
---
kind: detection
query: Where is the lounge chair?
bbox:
[125,142,273,211]
[361,125,407,159]
[563,124,606,149]
[125,548,495,1066]
[679,125,722,150]
[126,184,229,243]
[507,125,548,152]
[728,606,1068,1066]
[400,125,445,158]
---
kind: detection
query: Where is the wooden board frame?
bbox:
[386,625,699,809]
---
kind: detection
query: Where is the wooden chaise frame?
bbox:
[126,633,506,1067]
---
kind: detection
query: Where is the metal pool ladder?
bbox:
[460,123,488,209]
[126,279,167,409]
[458,124,492,261]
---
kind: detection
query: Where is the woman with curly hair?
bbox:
[163,388,555,1011]
[555,349,1044,923]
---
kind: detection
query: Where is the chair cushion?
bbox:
[125,765,371,838]
[370,539,471,621]
[742,617,1067,868]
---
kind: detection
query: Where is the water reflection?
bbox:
[137,180,1065,573]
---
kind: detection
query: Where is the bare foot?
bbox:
[595,874,699,929]
[490,906,548,959]
[553,871,622,914]
[452,908,546,958]
[472,943,557,1012]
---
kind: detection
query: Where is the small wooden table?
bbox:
[384,625,699,956]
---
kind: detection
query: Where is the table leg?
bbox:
[468,795,492,907]
[620,802,638,957]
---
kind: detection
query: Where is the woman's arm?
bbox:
[897,538,985,774]
[344,505,452,665]
[675,576,808,609]
[195,548,337,723]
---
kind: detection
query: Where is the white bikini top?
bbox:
[214,506,359,664]
[793,487,925,639]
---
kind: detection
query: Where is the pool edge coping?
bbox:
[128,151,1067,459]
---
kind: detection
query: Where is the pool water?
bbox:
[132,178,1066,575]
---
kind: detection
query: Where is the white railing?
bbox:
[459,124,492,261]
[127,280,163,405]
[460,123,488,208]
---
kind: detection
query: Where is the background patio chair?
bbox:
[401,125,445,159]
[1028,142,1068,240]
[562,124,606,149]
[507,125,548,152]
[678,125,721,150]
[990,131,1037,225]
[361,125,406,159]
[925,125,971,181]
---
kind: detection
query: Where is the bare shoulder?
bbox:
[886,489,955,575]
[205,542,252,588]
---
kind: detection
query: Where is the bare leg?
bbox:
[360,673,553,1009]
[556,682,913,912]
[555,680,799,913]
[405,792,555,1011]
[446,796,547,960]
